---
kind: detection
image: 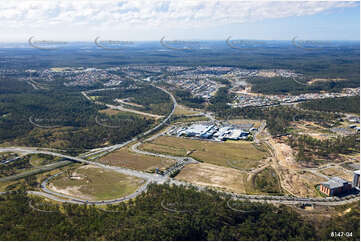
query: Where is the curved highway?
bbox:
[0,83,359,206]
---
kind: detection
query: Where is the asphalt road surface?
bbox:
[0,84,359,206]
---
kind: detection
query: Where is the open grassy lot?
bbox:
[99,147,176,172]
[140,136,269,169]
[293,171,329,197]
[173,105,201,116]
[175,163,246,193]
[171,115,209,123]
[49,165,144,201]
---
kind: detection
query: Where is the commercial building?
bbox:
[353,170,360,190]
[181,124,216,138]
[172,123,252,141]
[319,177,352,196]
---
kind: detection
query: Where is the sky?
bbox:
[0,0,359,42]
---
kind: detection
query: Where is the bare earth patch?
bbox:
[173,105,201,116]
[269,139,327,197]
[175,163,246,193]
[49,165,144,201]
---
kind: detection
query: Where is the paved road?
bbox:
[0,84,178,204]
[0,160,72,182]
[0,156,22,165]
[39,173,157,205]
[77,84,178,160]
[169,179,360,206]
[82,86,166,119]
[1,84,359,206]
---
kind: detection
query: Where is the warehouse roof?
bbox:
[321,177,349,189]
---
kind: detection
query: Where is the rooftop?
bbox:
[321,177,350,189]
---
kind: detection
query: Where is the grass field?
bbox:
[140,136,269,169]
[171,115,209,123]
[49,165,144,201]
[99,147,176,172]
[173,105,201,116]
[175,163,247,193]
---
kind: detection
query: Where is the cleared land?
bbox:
[289,121,335,140]
[49,165,144,200]
[269,139,328,197]
[171,115,209,123]
[173,105,201,116]
[140,136,269,169]
[99,147,176,172]
[320,167,354,181]
[175,163,246,193]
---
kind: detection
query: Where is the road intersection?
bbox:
[0,84,359,206]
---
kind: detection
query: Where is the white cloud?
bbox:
[0,0,358,41]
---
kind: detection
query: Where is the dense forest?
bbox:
[0,184,358,240]
[0,84,154,154]
[300,96,360,114]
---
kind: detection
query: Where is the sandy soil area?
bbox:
[175,163,246,193]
